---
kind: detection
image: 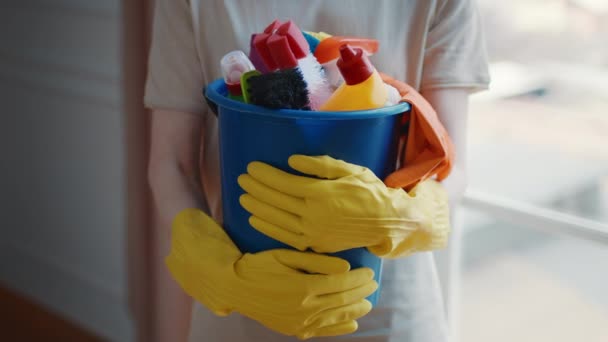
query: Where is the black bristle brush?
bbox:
[246,69,311,110]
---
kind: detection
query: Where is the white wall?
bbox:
[0,0,133,340]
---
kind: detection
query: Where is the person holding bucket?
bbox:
[145,1,490,341]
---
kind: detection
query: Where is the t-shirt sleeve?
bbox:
[421,0,491,93]
[144,0,205,114]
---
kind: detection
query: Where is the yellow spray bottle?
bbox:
[319,44,388,111]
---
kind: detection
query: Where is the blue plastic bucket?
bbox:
[205,78,410,306]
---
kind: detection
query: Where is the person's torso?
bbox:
[189,2,448,341]
[194,0,436,90]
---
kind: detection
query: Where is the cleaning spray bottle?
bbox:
[220,50,255,102]
[320,44,388,111]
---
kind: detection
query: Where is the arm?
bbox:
[150,110,378,340]
[148,109,205,342]
[420,0,487,205]
[421,88,470,206]
[420,88,470,333]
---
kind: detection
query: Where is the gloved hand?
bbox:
[166,208,378,340]
[237,155,450,257]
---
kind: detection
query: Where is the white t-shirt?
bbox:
[144,1,489,341]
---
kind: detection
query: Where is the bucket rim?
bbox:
[205,78,411,120]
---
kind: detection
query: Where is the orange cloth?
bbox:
[381,73,455,190]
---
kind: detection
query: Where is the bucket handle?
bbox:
[203,86,219,117]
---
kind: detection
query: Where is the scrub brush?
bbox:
[250,20,332,110]
[247,69,311,110]
[297,53,333,110]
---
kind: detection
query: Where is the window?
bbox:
[456,1,608,341]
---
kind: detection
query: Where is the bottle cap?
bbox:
[337,44,374,85]
[314,36,379,64]
[221,51,254,96]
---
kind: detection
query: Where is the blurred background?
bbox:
[0,0,606,341]
[460,0,608,341]
[0,0,148,341]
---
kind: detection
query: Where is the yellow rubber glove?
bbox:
[166,208,378,340]
[237,155,450,258]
